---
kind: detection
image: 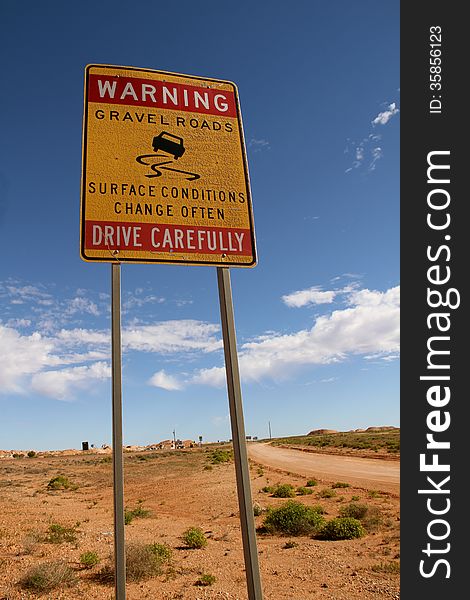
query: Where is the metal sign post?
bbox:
[111,263,126,599]
[217,267,263,600]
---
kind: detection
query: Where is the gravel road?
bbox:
[248,443,400,494]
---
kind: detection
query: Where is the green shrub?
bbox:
[253,503,263,516]
[296,487,313,496]
[339,503,383,531]
[27,450,37,458]
[195,573,216,586]
[318,488,337,498]
[182,527,207,549]
[318,517,365,540]
[20,560,77,591]
[332,482,350,489]
[149,543,172,562]
[126,543,164,582]
[263,500,325,536]
[44,523,79,544]
[339,503,369,520]
[283,540,298,549]
[272,484,296,498]
[80,551,100,568]
[94,542,167,583]
[306,479,317,487]
[271,430,400,454]
[47,475,77,490]
[261,485,275,493]
[351,495,360,501]
[124,503,151,525]
[361,506,384,531]
[210,449,233,464]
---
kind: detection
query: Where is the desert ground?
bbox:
[0,443,399,599]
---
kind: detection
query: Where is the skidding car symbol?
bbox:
[152,132,185,159]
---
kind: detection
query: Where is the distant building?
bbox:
[181,439,195,448]
[155,438,195,450]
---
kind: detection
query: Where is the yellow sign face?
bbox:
[80,64,256,266]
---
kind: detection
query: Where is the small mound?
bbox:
[365,426,399,432]
[306,429,338,435]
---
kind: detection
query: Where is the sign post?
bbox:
[217,267,263,599]
[111,263,126,599]
[81,64,261,599]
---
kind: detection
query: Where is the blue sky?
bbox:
[0,1,399,451]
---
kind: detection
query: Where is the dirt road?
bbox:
[248,443,400,494]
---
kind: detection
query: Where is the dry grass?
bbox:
[20,560,77,591]
[371,561,400,573]
[43,522,79,544]
[94,543,165,584]
[47,475,78,490]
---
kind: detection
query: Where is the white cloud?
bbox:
[175,298,194,307]
[345,133,382,172]
[65,297,100,316]
[248,138,270,152]
[123,291,165,311]
[192,366,226,388]
[348,286,399,307]
[58,350,111,365]
[148,370,183,391]
[0,317,223,400]
[282,286,336,307]
[192,286,400,387]
[372,102,399,126]
[0,326,60,393]
[1,282,399,399]
[6,318,31,328]
[6,285,52,301]
[31,362,110,401]
[345,98,398,173]
[123,321,222,354]
[369,146,383,171]
[56,328,109,346]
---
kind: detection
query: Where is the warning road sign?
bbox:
[80,64,257,266]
